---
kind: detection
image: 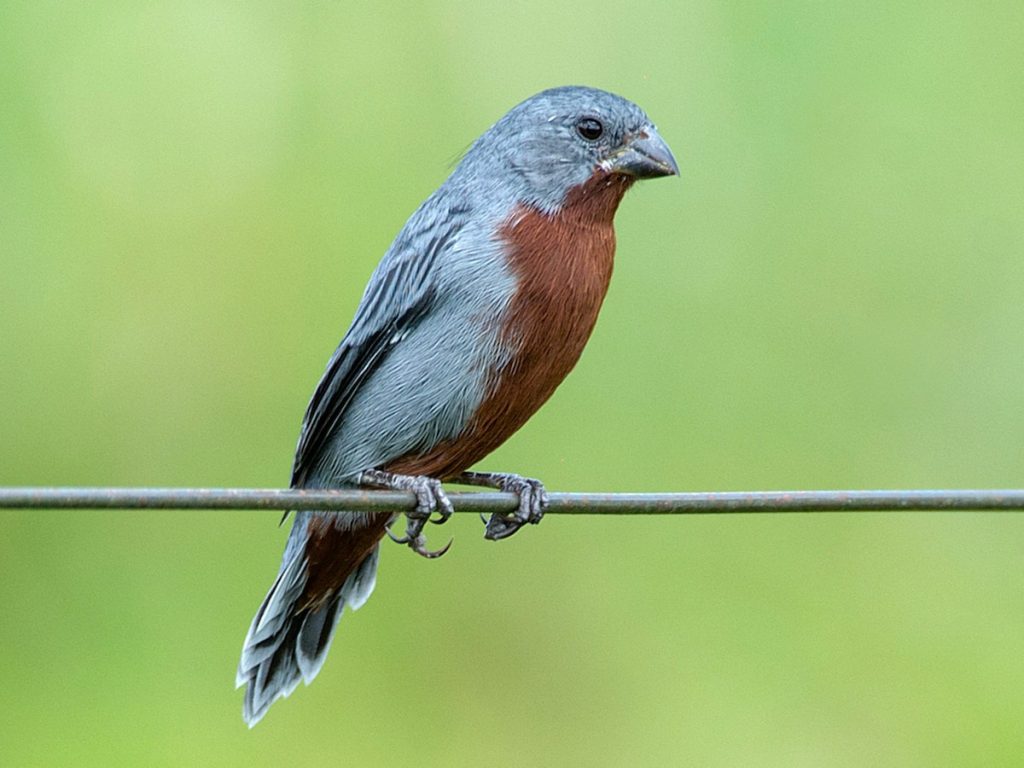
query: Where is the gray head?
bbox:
[454,85,678,214]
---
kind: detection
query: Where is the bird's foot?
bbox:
[359,469,453,558]
[456,471,548,541]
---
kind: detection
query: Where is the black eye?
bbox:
[575,117,603,141]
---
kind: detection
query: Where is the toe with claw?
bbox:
[386,526,453,558]
[456,471,549,541]
[360,469,454,558]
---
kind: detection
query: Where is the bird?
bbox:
[237,85,678,726]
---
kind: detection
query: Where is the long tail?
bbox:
[237,512,387,726]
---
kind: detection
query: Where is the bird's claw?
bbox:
[386,524,453,558]
[413,534,453,559]
[480,474,548,541]
[360,469,454,558]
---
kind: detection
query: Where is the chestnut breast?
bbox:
[385,172,633,478]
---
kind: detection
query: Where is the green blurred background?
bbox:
[2,1,1023,765]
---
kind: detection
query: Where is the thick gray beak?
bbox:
[606,126,679,179]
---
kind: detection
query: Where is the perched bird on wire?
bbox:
[237,85,678,725]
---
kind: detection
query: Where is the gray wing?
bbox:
[290,201,469,487]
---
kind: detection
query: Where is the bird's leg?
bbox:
[455,471,548,541]
[358,469,453,558]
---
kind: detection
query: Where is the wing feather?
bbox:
[290,206,465,487]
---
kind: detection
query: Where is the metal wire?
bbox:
[1,487,1023,514]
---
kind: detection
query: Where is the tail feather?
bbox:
[341,543,379,610]
[237,530,381,727]
[237,555,307,677]
[296,546,379,679]
[294,594,343,681]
